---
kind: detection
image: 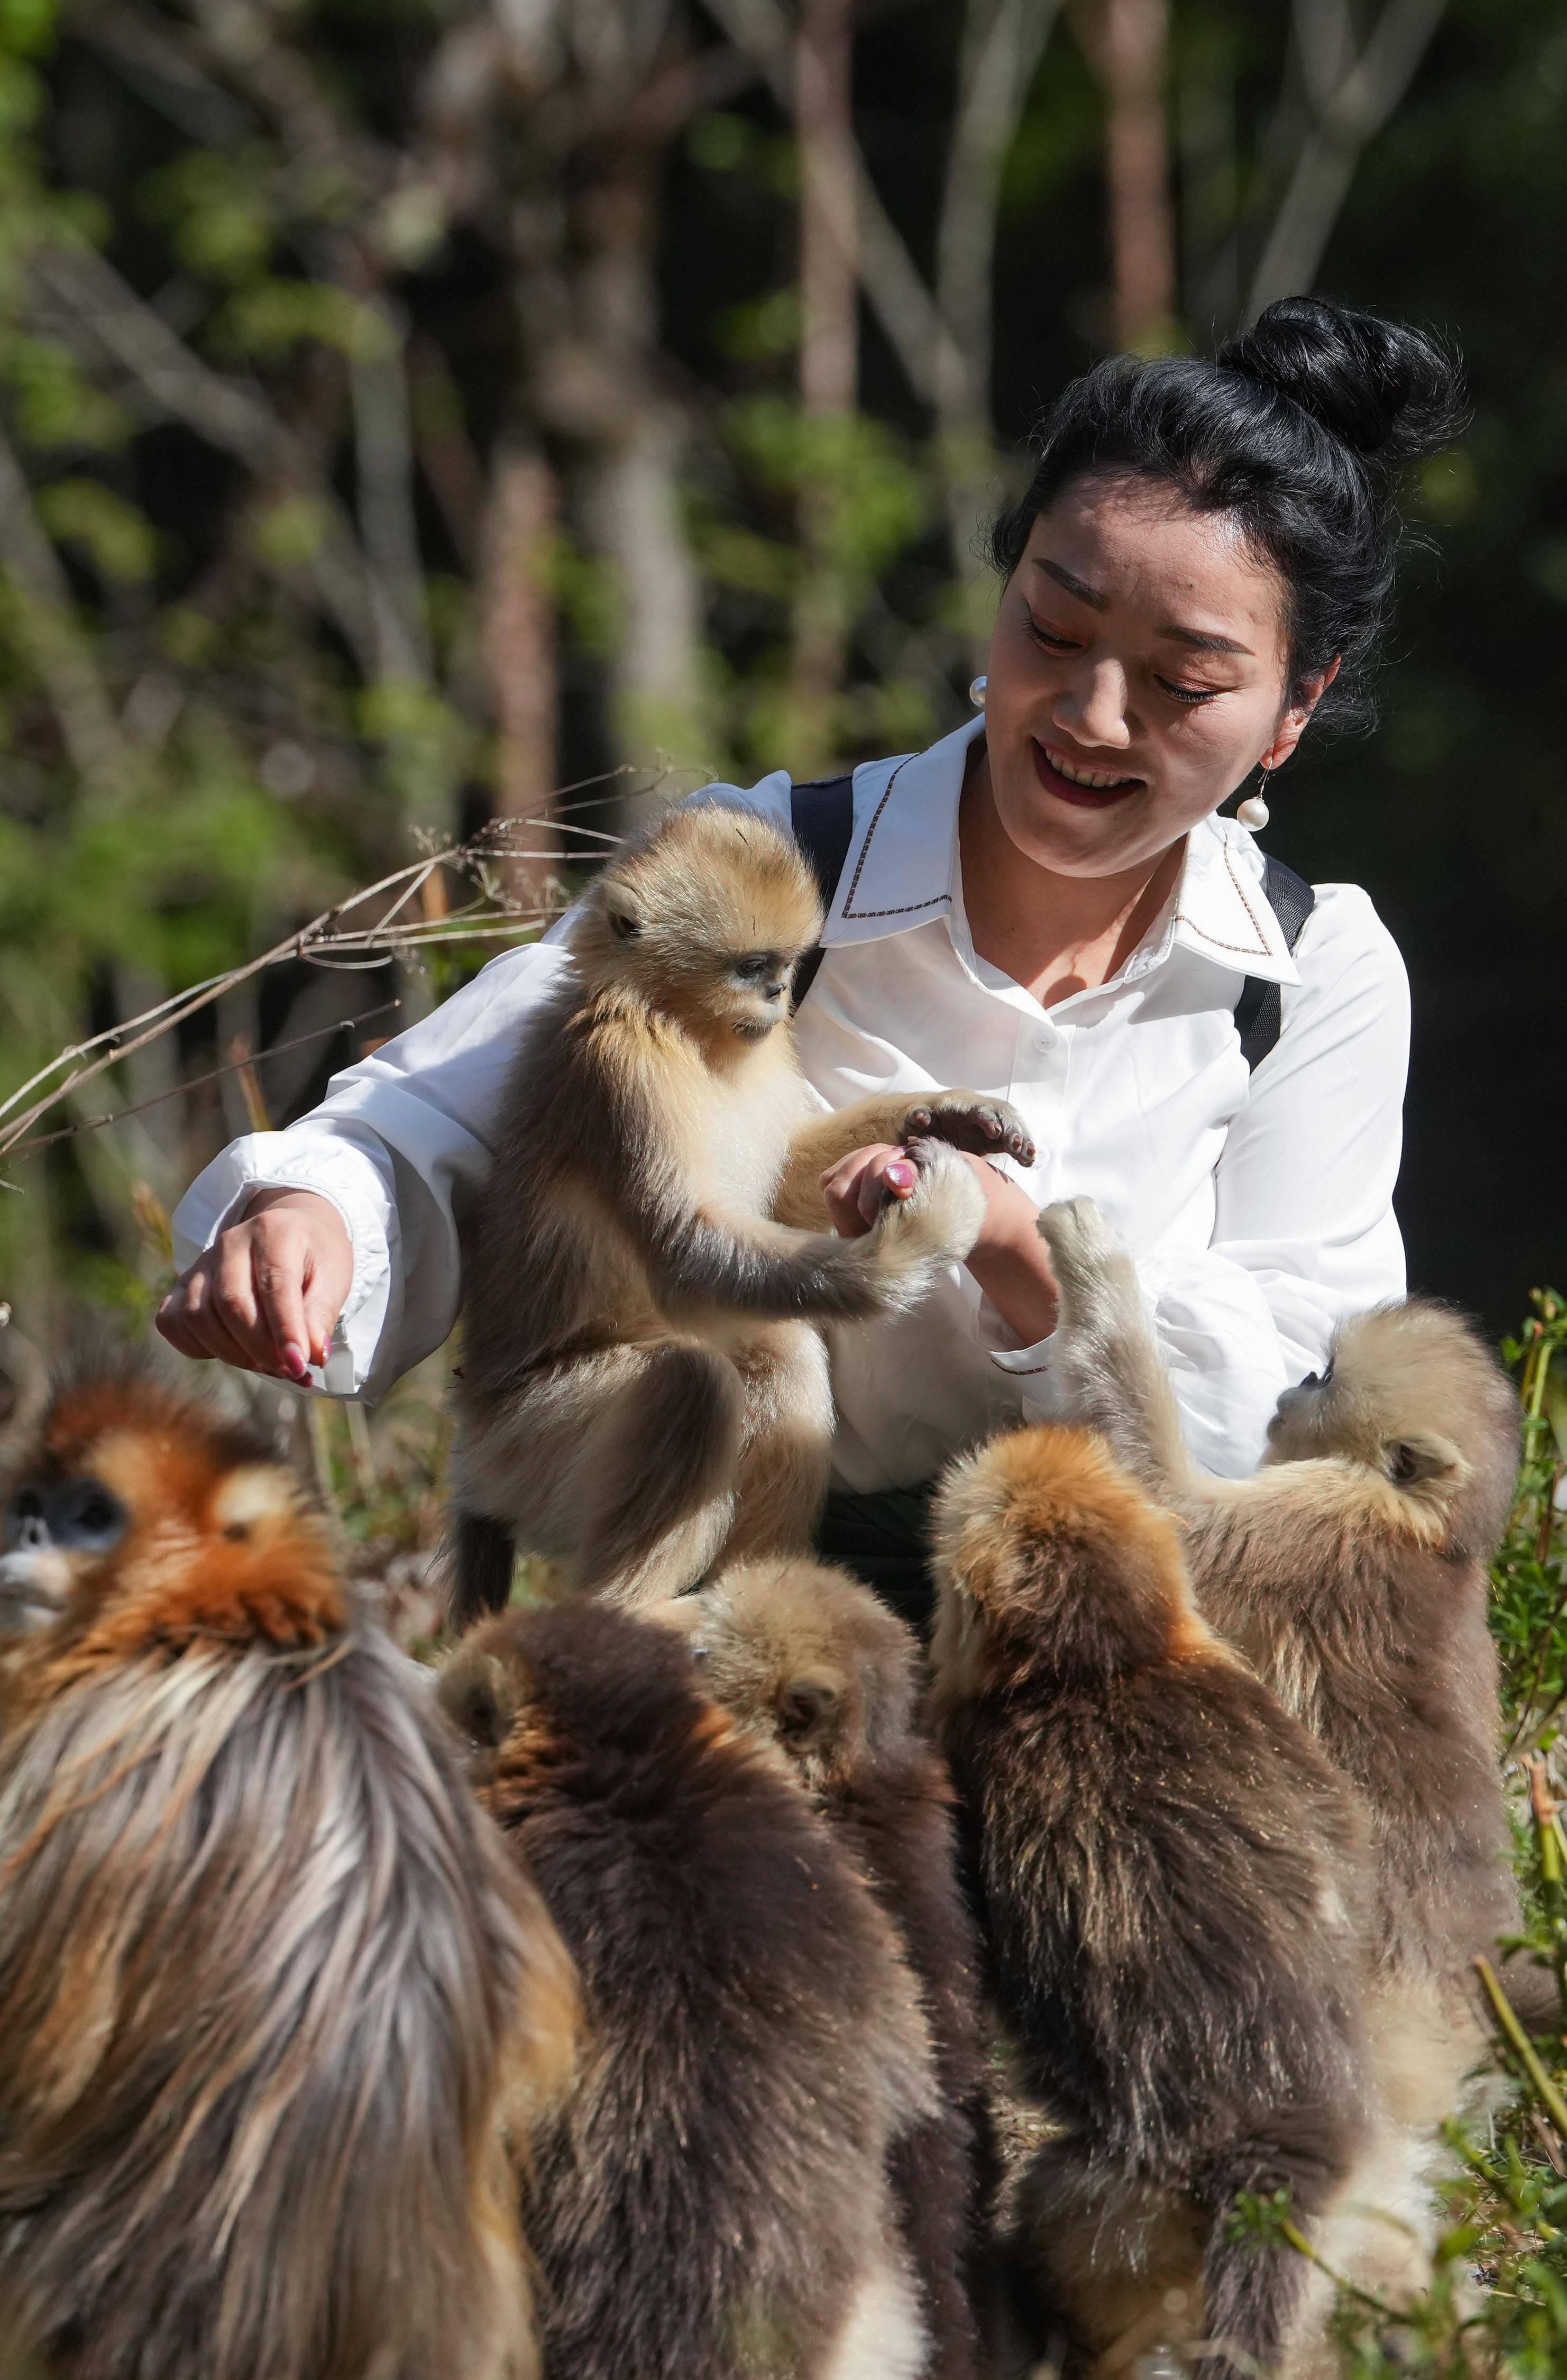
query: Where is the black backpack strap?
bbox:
[1234,855,1317,1073]
[789,772,855,1009]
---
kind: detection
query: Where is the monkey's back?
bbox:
[458,975,644,1390]
[483,1602,931,2380]
[0,1615,543,2380]
[1189,1489,1517,1981]
[828,1748,997,2380]
[946,1649,1369,2175]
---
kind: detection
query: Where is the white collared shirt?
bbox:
[172,715,1409,1482]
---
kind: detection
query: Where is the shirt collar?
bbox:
[822,716,1300,987]
[821,716,980,945]
[1165,812,1300,985]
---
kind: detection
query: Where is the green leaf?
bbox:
[36,479,157,582]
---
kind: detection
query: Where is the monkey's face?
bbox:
[1264,1301,1516,1527]
[650,1559,916,1790]
[0,1468,125,1632]
[0,1383,333,1644]
[571,805,824,1038]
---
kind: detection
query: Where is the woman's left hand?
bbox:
[819,1142,1060,1345]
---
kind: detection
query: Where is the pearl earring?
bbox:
[968,674,987,709]
[1236,765,1270,832]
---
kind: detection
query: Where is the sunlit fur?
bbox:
[929,1425,1374,2380]
[1038,1198,1526,2012]
[1037,1196,1532,2328]
[0,1374,576,2380]
[439,1599,938,2380]
[449,799,1033,1625]
[653,1558,997,2380]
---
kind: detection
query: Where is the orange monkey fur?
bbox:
[0,1369,574,2380]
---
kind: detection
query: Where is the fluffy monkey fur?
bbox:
[653,1558,997,2380]
[929,1425,1374,2380]
[0,1372,576,2380]
[450,800,1034,1622]
[438,1598,939,2380]
[1035,1196,1534,2120]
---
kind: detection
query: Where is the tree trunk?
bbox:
[542,154,711,803]
[482,441,561,911]
[791,0,858,738]
[581,405,710,791]
[1097,0,1176,352]
[936,0,1065,647]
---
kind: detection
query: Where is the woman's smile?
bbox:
[1032,739,1147,805]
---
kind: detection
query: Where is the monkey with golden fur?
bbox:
[438,1596,939,2380]
[930,1424,1376,2380]
[0,1367,576,2380]
[1034,1194,1532,2121]
[654,1557,997,2380]
[450,800,1034,1625]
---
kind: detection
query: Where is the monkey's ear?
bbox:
[1386,1431,1461,1489]
[446,1653,516,1749]
[777,1669,841,1745]
[601,882,643,941]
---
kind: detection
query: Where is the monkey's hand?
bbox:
[896,1093,1035,1167]
[864,1136,988,1301]
[775,1092,1032,1230]
[1036,1197,1141,1340]
[1036,1198,1194,1497]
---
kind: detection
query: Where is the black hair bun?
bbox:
[1218,297,1465,477]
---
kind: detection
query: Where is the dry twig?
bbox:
[0,771,642,1169]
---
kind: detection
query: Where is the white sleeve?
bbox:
[170,770,793,1400]
[992,884,1410,1477]
[171,938,580,1400]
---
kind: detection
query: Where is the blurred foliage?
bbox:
[0,0,1561,1320]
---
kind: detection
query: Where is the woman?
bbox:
[161,296,1460,1619]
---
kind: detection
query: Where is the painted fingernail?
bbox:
[280,1342,309,1381]
[886,1161,916,1193]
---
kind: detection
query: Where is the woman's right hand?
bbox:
[155,1188,353,1382]
[819,1145,922,1236]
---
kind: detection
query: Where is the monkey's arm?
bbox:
[1035,1199,1203,1505]
[774,1091,1034,1229]
[598,1082,986,1324]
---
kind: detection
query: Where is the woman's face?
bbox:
[980,473,1332,878]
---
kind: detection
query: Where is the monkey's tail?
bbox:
[451,1508,519,1632]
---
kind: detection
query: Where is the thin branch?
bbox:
[28,245,386,677]
[347,298,434,683]
[933,0,1065,588]
[1474,1955,1567,2136]
[10,1001,404,1156]
[699,0,973,414]
[178,0,392,210]
[1192,50,1306,336]
[937,0,1065,386]
[72,0,255,145]
[0,416,129,788]
[1244,0,1447,319]
[1275,2213,1400,2320]
[0,775,640,1159]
